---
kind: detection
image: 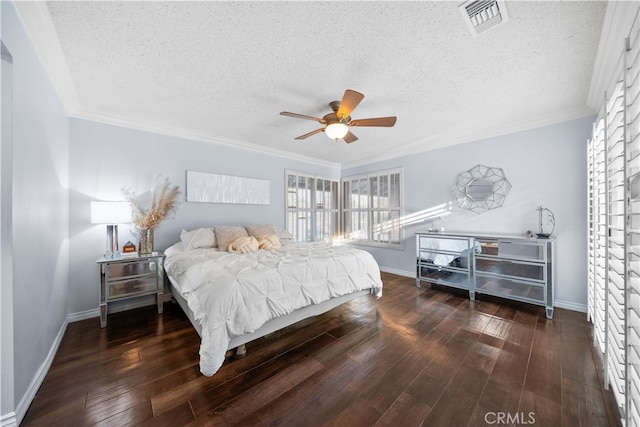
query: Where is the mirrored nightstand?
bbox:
[96,252,164,327]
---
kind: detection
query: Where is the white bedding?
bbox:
[164,241,383,376]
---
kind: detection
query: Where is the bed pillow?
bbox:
[215,226,249,251]
[245,224,277,239]
[258,234,281,250]
[180,228,217,250]
[275,226,294,240]
[227,236,259,253]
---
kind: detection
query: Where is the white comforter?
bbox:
[164,241,383,376]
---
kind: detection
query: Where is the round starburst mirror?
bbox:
[451,165,512,214]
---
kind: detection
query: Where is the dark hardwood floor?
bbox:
[22,273,621,426]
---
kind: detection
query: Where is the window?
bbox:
[285,171,339,243]
[342,169,403,248]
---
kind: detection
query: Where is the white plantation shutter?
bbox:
[342,169,403,248]
[589,116,607,356]
[626,12,640,426]
[607,79,627,409]
[588,9,640,426]
[286,171,339,243]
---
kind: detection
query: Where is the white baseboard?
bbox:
[67,294,174,324]
[379,266,415,278]
[554,299,587,314]
[0,412,17,427]
[67,307,99,322]
[10,318,68,426]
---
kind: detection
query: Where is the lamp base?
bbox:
[104,250,122,259]
[106,225,121,257]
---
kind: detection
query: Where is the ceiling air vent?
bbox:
[459,0,509,37]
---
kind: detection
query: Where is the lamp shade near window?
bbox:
[90,201,131,258]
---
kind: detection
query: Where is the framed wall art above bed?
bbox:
[186,170,270,205]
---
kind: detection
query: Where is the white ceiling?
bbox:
[35,1,606,166]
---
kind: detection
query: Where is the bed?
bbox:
[164,226,383,377]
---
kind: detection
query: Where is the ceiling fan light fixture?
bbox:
[325,122,348,141]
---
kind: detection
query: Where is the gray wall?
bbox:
[1,1,70,421]
[68,118,339,315]
[68,116,593,316]
[343,116,593,311]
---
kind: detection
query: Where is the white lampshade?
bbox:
[90,201,131,224]
[325,123,348,141]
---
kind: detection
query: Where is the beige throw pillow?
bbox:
[245,224,277,239]
[275,226,294,240]
[227,236,259,253]
[258,234,282,250]
[215,226,249,251]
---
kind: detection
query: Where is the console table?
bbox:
[416,232,555,318]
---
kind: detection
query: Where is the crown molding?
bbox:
[587,1,640,114]
[12,1,79,115]
[72,109,341,170]
[342,105,594,169]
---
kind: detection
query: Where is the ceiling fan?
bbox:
[280,89,397,143]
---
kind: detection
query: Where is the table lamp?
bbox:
[90,201,132,258]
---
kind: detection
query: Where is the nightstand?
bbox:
[96,252,164,327]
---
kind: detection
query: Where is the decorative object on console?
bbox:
[536,205,556,238]
[123,176,180,256]
[90,201,132,259]
[424,216,441,232]
[450,164,512,214]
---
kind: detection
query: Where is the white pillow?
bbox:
[180,228,217,250]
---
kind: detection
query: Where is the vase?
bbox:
[138,228,154,255]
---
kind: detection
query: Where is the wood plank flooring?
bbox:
[22,273,622,426]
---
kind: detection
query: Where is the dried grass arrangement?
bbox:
[123,177,180,231]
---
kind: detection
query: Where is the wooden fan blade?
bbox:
[349,116,397,127]
[294,128,324,140]
[336,89,364,120]
[280,111,324,123]
[343,131,358,144]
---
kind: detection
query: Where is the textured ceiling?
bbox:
[43,1,606,166]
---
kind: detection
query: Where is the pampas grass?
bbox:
[123,177,180,230]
